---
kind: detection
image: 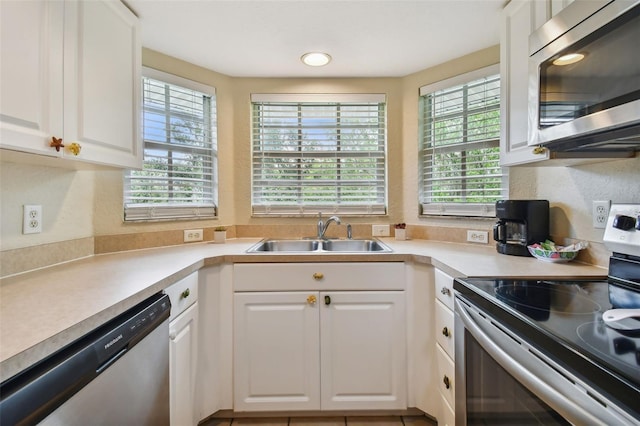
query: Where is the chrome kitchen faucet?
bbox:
[317,212,341,239]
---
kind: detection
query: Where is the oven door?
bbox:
[454,295,634,426]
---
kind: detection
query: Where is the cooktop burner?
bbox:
[494,280,602,318]
[576,320,640,380]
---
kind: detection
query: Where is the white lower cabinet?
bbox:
[321,290,406,410]
[434,269,456,426]
[234,291,321,411]
[170,302,198,426]
[166,272,199,426]
[233,263,407,412]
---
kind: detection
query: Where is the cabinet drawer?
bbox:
[436,344,455,410]
[434,268,454,310]
[440,394,455,426]
[234,263,405,291]
[165,272,198,320]
[435,299,454,359]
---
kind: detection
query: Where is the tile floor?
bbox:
[201,415,436,426]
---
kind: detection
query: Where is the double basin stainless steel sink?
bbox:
[246,238,392,253]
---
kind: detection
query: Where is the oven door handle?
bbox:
[455,297,630,426]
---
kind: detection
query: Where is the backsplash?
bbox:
[0,224,611,278]
[0,237,94,278]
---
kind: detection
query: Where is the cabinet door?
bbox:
[0,0,63,157]
[170,302,199,426]
[500,0,550,166]
[64,0,141,168]
[234,292,321,411]
[320,291,407,410]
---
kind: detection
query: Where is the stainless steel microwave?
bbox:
[528,0,640,154]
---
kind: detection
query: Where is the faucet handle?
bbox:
[346,224,353,239]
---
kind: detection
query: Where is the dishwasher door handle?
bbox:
[96,347,128,374]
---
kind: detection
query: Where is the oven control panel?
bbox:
[604,204,640,257]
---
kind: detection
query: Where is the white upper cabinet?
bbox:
[1,0,141,169]
[500,0,551,166]
[0,1,64,158]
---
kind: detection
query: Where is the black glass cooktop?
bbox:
[454,277,640,418]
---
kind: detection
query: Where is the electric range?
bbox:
[454,203,640,424]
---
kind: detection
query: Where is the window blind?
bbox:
[251,94,387,216]
[418,65,507,217]
[124,69,217,221]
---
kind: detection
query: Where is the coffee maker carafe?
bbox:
[494,200,550,256]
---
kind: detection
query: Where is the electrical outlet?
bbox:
[592,200,610,229]
[23,205,42,234]
[372,224,390,237]
[467,230,488,244]
[183,229,203,242]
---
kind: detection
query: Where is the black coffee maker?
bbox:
[494,200,550,256]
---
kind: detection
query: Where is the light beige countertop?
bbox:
[0,237,607,382]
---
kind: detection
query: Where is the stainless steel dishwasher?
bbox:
[0,292,171,425]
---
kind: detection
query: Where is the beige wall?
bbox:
[0,161,95,251]
[510,158,640,246]
[2,45,639,258]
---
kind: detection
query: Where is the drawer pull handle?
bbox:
[442,326,450,337]
[313,272,324,280]
[325,295,331,305]
[307,295,317,305]
[440,287,451,296]
[443,375,451,389]
[180,289,190,299]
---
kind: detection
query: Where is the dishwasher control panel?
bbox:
[94,293,171,367]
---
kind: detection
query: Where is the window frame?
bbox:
[250,93,388,217]
[123,68,218,222]
[418,64,507,218]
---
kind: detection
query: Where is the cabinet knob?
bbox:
[180,288,190,300]
[443,375,451,389]
[442,326,450,337]
[313,272,324,280]
[324,295,331,305]
[50,136,64,152]
[68,142,81,156]
[169,331,177,341]
[307,295,317,305]
[440,287,450,296]
[532,145,547,155]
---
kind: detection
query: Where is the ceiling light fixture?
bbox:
[301,52,331,67]
[552,52,585,66]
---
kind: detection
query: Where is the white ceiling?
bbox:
[126,0,504,78]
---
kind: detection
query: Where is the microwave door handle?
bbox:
[455,298,629,426]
